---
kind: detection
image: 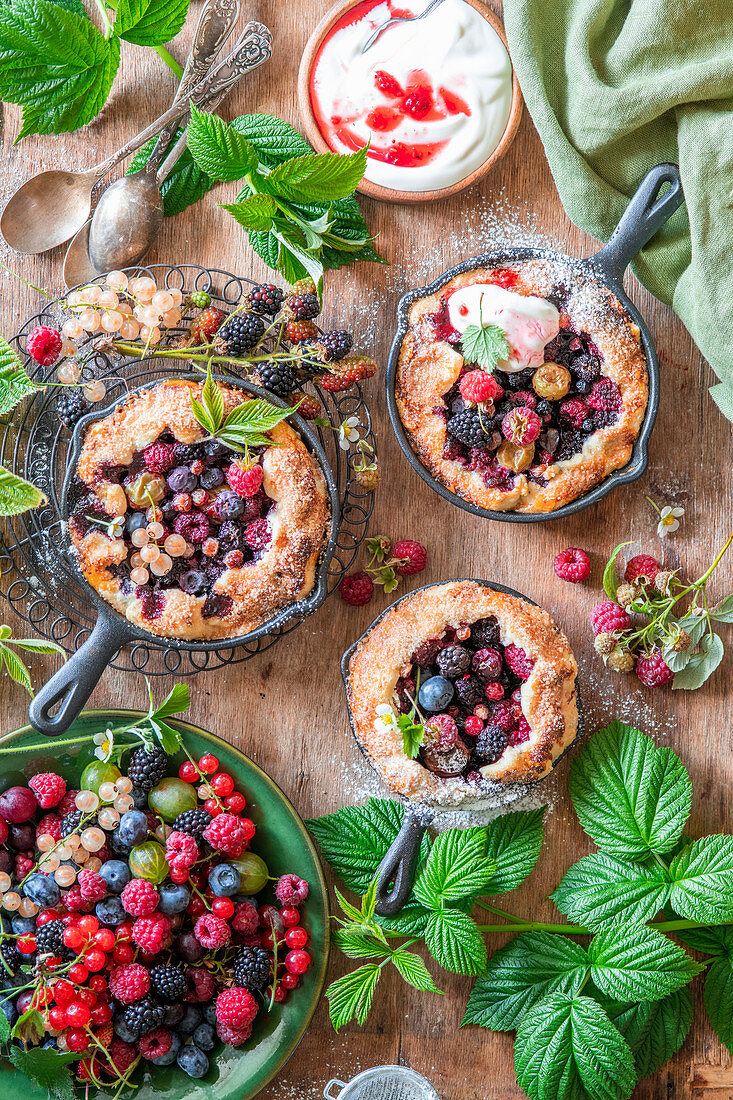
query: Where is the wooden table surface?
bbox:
[1,2,732,1097]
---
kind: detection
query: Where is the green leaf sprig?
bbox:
[309,722,733,1099]
[0,0,187,140]
[0,625,65,696]
[189,366,298,453]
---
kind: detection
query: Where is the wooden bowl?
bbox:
[297,0,523,204]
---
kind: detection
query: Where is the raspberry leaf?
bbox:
[668,835,733,922]
[710,594,733,623]
[128,132,214,216]
[460,323,510,372]
[114,0,189,46]
[391,950,443,994]
[266,147,367,204]
[424,908,486,975]
[331,929,390,960]
[220,195,277,232]
[551,852,670,928]
[413,827,495,906]
[514,993,636,1100]
[326,963,381,1030]
[0,464,46,516]
[186,107,258,182]
[376,901,432,937]
[703,951,733,1053]
[604,989,693,1079]
[675,924,733,955]
[569,722,692,858]
[462,933,589,1031]
[0,641,32,693]
[481,808,545,895]
[0,336,40,413]
[588,925,703,1002]
[230,113,312,164]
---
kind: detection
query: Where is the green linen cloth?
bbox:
[502,0,733,420]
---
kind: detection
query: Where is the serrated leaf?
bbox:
[11,1005,44,1042]
[222,398,296,433]
[0,337,39,414]
[671,632,724,690]
[151,681,189,720]
[481,808,545,895]
[589,925,703,1003]
[148,719,181,755]
[668,836,733,922]
[460,323,510,373]
[326,964,381,1031]
[0,642,33,693]
[391,950,443,993]
[514,993,636,1100]
[128,132,214,216]
[187,106,257,181]
[675,925,733,955]
[307,798,430,894]
[397,712,425,760]
[201,365,224,431]
[602,542,630,601]
[377,902,432,938]
[9,1046,81,1100]
[272,226,324,289]
[462,933,589,1031]
[605,989,693,1079]
[332,929,389,960]
[413,826,495,907]
[0,0,119,138]
[189,393,217,435]
[0,1006,9,1043]
[114,0,188,46]
[424,908,486,976]
[710,594,733,624]
[551,852,670,928]
[7,636,64,655]
[569,722,692,858]
[267,147,367,204]
[704,953,733,1053]
[676,611,709,644]
[221,194,277,232]
[230,113,312,165]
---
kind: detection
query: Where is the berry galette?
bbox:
[395,260,647,513]
[67,380,330,640]
[346,581,579,806]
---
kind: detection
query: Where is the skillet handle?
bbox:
[28,612,124,736]
[374,808,433,917]
[592,163,684,285]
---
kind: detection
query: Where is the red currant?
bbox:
[90,1001,112,1025]
[76,988,96,1008]
[65,1029,89,1053]
[210,773,234,796]
[241,818,256,841]
[170,867,190,884]
[17,935,36,954]
[280,907,301,928]
[37,909,58,925]
[77,915,99,936]
[63,927,85,952]
[188,897,206,918]
[68,963,88,984]
[179,761,199,782]
[272,983,288,1003]
[224,792,245,813]
[113,943,133,964]
[93,929,115,952]
[116,923,133,941]
[204,798,223,817]
[285,950,312,975]
[88,975,107,993]
[285,927,309,950]
[65,1002,91,1027]
[281,972,299,991]
[48,1006,67,1029]
[212,897,234,919]
[53,980,75,1006]
[198,754,219,775]
[84,950,106,973]
[463,715,484,736]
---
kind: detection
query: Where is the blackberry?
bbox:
[173,443,199,466]
[320,330,353,361]
[411,638,443,668]
[123,997,166,1037]
[128,746,167,792]
[220,313,265,354]
[471,616,500,649]
[172,808,212,841]
[570,353,600,386]
[436,645,470,680]
[35,919,68,958]
[454,676,483,708]
[60,810,84,838]
[56,390,88,429]
[232,945,270,992]
[556,431,586,462]
[255,362,297,400]
[287,292,320,321]
[188,291,211,309]
[247,283,284,316]
[446,409,491,449]
[503,368,534,392]
[475,725,508,764]
[150,964,187,1003]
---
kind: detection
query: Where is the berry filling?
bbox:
[69,435,275,621]
[394,618,536,782]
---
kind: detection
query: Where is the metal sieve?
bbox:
[324,1065,440,1100]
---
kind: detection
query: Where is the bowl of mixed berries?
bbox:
[0,702,328,1099]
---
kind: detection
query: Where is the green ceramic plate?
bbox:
[0,711,330,1100]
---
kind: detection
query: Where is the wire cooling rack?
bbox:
[0,264,376,675]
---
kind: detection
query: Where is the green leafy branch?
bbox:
[189,365,298,453]
[0,625,65,696]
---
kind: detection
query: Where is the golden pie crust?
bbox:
[395,259,647,513]
[346,581,579,807]
[68,380,330,641]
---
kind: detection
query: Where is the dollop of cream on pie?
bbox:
[447,283,560,372]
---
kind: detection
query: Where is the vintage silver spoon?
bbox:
[63,0,242,288]
[360,0,445,52]
[88,20,272,274]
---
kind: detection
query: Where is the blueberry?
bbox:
[110,827,132,855]
[126,512,148,536]
[22,873,60,908]
[418,675,455,712]
[158,883,191,915]
[0,996,17,1028]
[113,1014,138,1043]
[208,863,240,897]
[199,467,224,490]
[42,1038,58,1049]
[193,1023,215,1051]
[118,809,149,846]
[167,466,197,493]
[203,1004,217,1026]
[215,490,245,520]
[179,570,208,596]
[131,786,148,809]
[99,860,131,894]
[163,1003,185,1027]
[203,439,228,461]
[151,1031,181,1066]
[96,897,126,926]
[177,1043,209,1079]
[11,916,35,936]
[178,1005,202,1034]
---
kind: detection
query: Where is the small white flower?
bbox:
[338,416,362,451]
[108,516,125,539]
[375,703,394,717]
[93,728,114,762]
[658,505,684,538]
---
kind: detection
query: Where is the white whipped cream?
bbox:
[309,0,513,192]
[447,284,560,373]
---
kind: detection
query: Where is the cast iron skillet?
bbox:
[386,163,684,522]
[340,578,584,916]
[28,371,340,737]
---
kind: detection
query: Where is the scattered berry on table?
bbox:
[635,649,674,687]
[286,291,320,321]
[254,362,297,400]
[624,554,660,585]
[27,325,62,366]
[247,283,284,316]
[553,547,591,583]
[56,389,89,429]
[590,600,632,636]
[219,313,265,354]
[339,571,374,606]
[392,539,427,576]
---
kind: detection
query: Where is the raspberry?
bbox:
[104,1038,138,1077]
[374,69,404,96]
[502,406,541,446]
[226,461,263,497]
[121,879,160,917]
[174,510,210,544]
[590,601,632,636]
[138,1027,172,1061]
[215,987,258,1027]
[286,319,318,343]
[553,547,591,583]
[504,644,535,681]
[63,885,90,913]
[232,900,259,935]
[586,377,622,412]
[392,539,427,576]
[490,699,518,732]
[36,813,61,841]
[57,790,80,817]
[217,1020,253,1046]
[165,831,199,872]
[319,356,377,392]
[424,714,459,751]
[187,965,217,1002]
[194,913,231,949]
[624,554,660,585]
[108,963,150,1004]
[78,869,107,903]
[509,716,532,745]
[295,395,321,420]
[143,442,176,474]
[319,330,353,361]
[244,518,270,552]
[203,813,252,858]
[339,571,374,606]
[132,914,170,954]
[247,283,284,316]
[275,874,309,907]
[559,398,588,429]
[15,854,34,879]
[459,371,503,404]
[286,292,320,321]
[635,650,674,687]
[191,306,225,342]
[28,773,66,809]
[27,325,62,366]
